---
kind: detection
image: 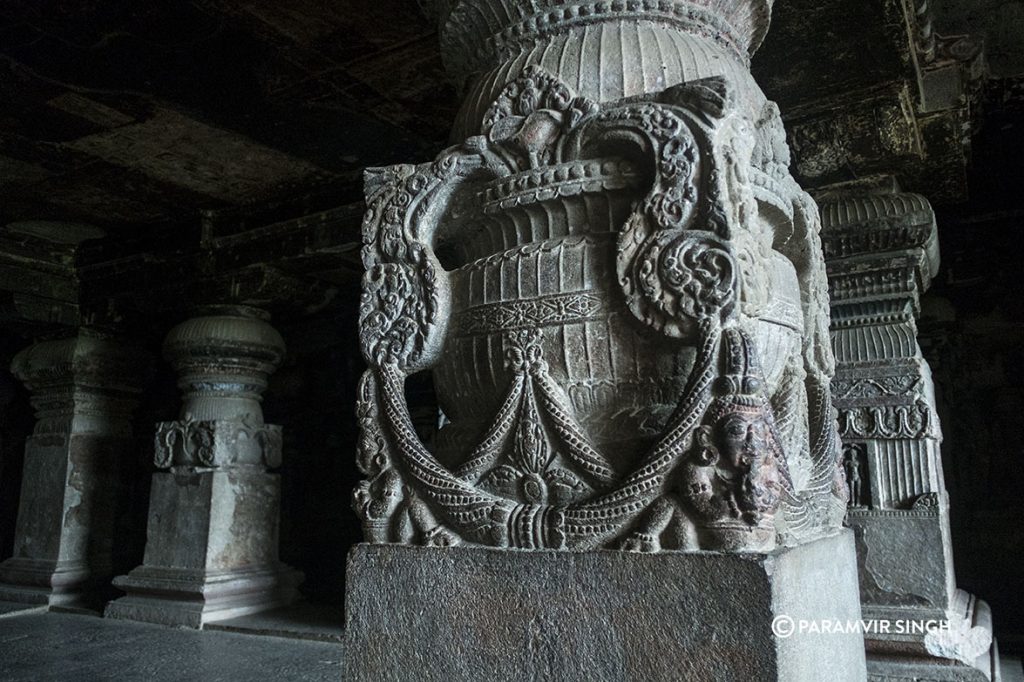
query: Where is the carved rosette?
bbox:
[354,1,845,554]
[157,306,285,471]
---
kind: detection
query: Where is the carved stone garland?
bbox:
[353,66,847,554]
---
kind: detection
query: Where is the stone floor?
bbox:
[0,609,345,681]
[206,604,344,643]
[1,603,1021,681]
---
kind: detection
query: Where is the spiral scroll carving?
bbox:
[354,63,845,554]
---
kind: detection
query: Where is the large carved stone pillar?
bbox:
[0,331,146,609]
[105,306,300,628]
[345,1,865,679]
[821,187,999,681]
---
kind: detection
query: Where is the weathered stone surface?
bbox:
[0,332,147,609]
[821,186,1000,681]
[354,0,846,557]
[344,529,866,681]
[106,306,300,627]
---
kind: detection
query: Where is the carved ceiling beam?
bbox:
[752,0,986,202]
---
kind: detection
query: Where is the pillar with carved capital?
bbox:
[0,331,147,610]
[821,185,1000,682]
[345,1,866,679]
[105,306,301,628]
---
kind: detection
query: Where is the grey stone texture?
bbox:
[0,332,147,610]
[106,305,300,627]
[344,530,866,682]
[0,611,342,682]
[821,185,1000,681]
[355,0,846,555]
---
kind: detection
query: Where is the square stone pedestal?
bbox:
[104,467,301,628]
[344,529,866,681]
[0,433,130,612]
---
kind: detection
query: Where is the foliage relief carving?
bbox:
[353,66,845,553]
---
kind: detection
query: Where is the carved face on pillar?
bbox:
[682,393,786,550]
[709,410,769,472]
[352,2,846,553]
[673,327,787,551]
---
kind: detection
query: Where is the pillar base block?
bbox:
[344,530,866,681]
[865,593,1000,681]
[105,562,302,628]
[0,556,109,610]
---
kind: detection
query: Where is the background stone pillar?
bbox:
[0,331,146,610]
[106,305,301,628]
[821,186,999,681]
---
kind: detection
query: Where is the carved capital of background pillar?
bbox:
[11,331,148,436]
[821,189,940,320]
[106,305,300,628]
[0,331,148,610]
[164,304,284,423]
[154,305,285,471]
[821,189,944,450]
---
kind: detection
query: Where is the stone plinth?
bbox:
[106,306,300,627]
[344,530,866,682]
[0,332,146,610]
